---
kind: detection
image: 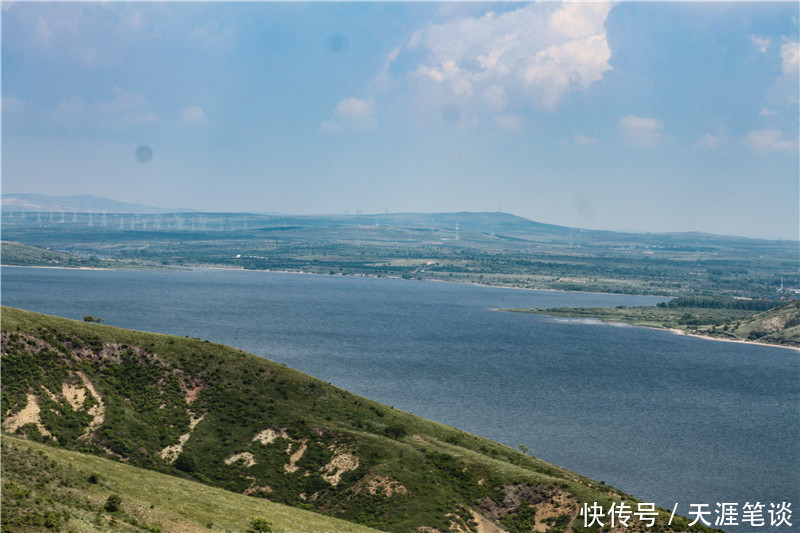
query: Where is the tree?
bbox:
[518,444,529,455]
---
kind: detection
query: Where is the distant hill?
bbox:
[1,307,707,533]
[2,193,195,214]
[734,300,800,345]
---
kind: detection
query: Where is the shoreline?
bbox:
[664,327,800,352]
[510,309,800,352]
[1,262,672,299]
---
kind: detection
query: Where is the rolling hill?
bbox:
[1,307,715,532]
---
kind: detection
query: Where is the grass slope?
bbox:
[1,307,715,532]
[2,435,380,533]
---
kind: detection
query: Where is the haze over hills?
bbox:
[2,193,196,215]
[2,194,797,299]
[3,193,797,243]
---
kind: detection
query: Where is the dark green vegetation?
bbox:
[1,307,717,532]
[2,210,797,298]
[507,299,800,348]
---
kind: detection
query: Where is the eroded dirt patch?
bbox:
[321,451,360,486]
[224,452,257,468]
[2,393,54,440]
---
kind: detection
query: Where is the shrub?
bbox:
[247,517,273,532]
[104,494,122,512]
[174,453,196,473]
[384,424,407,440]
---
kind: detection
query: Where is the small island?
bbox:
[506,297,800,349]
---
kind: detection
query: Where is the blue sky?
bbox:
[2,2,798,240]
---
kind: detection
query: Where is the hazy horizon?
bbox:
[2,2,798,240]
[5,191,799,242]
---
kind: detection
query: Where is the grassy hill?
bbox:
[1,307,714,532]
[1,241,108,268]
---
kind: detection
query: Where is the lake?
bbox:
[2,266,797,528]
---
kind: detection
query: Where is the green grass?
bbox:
[2,435,379,533]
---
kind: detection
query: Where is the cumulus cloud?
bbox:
[620,115,662,148]
[405,3,612,113]
[326,2,613,132]
[781,40,799,76]
[181,106,206,124]
[744,129,797,153]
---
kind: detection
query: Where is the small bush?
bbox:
[384,424,407,440]
[174,453,196,473]
[247,517,273,532]
[104,494,122,513]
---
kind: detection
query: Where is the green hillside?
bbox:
[1,241,103,268]
[1,307,712,532]
[2,435,379,533]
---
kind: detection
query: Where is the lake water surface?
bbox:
[2,266,797,527]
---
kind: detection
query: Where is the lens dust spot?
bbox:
[442,104,460,125]
[135,145,153,163]
[326,33,349,53]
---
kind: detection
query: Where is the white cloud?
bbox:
[751,36,770,53]
[181,106,206,125]
[573,133,598,146]
[620,115,662,148]
[335,97,377,130]
[781,40,799,76]
[744,129,797,153]
[405,3,612,114]
[327,3,612,131]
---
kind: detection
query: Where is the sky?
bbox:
[2,1,798,240]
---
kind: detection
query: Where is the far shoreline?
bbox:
[1,262,672,300]
[505,309,800,352]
